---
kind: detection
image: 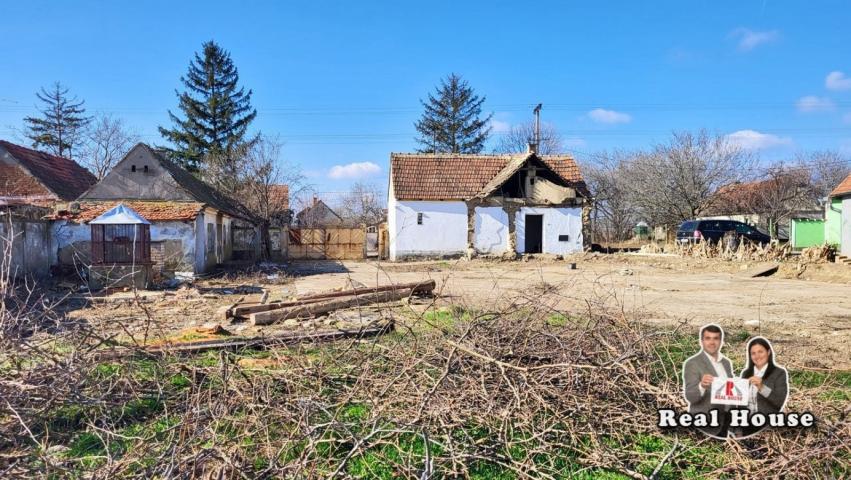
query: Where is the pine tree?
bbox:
[23,82,91,159]
[414,74,492,154]
[159,40,257,171]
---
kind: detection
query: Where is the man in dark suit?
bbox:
[682,324,734,438]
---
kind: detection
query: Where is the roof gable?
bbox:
[0,140,96,201]
[390,152,587,201]
[80,143,246,218]
[831,172,851,198]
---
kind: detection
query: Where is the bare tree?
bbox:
[493,121,564,155]
[580,151,640,243]
[795,150,851,200]
[336,182,385,226]
[625,130,754,226]
[240,135,306,258]
[80,115,139,179]
[728,164,815,239]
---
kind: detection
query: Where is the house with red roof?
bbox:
[0,140,96,207]
[387,148,590,260]
[52,143,258,276]
[0,140,97,277]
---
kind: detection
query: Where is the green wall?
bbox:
[791,218,825,249]
[826,198,842,246]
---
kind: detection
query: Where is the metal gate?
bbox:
[366,225,378,257]
[288,227,365,260]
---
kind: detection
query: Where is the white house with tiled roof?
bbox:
[387,149,590,260]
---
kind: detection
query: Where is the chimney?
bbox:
[527,142,537,154]
[312,195,318,206]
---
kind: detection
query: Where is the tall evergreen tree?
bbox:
[159,40,257,171]
[23,82,91,159]
[414,74,492,154]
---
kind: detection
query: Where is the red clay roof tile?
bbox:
[831,172,851,197]
[390,153,586,200]
[0,140,96,201]
[55,201,205,223]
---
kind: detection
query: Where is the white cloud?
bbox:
[725,130,792,150]
[489,119,511,134]
[796,95,835,113]
[729,28,779,51]
[587,108,631,124]
[328,161,381,180]
[826,71,851,91]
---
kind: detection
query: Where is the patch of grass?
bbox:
[340,403,370,422]
[93,362,121,379]
[47,404,87,434]
[168,373,192,388]
[546,313,569,327]
[121,397,163,422]
[791,369,851,389]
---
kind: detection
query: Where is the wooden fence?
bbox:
[287,227,366,260]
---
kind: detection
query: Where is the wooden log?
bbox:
[249,288,417,326]
[297,280,436,301]
[99,322,394,358]
[232,280,436,318]
[217,295,246,320]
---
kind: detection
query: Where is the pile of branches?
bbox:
[799,244,836,263]
[1,289,849,478]
[671,240,791,262]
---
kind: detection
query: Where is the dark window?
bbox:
[143,165,149,173]
[678,221,697,232]
[735,223,751,234]
[131,165,136,172]
[417,213,423,225]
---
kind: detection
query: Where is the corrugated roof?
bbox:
[90,204,151,225]
[390,152,587,200]
[830,172,851,198]
[0,140,96,201]
[55,201,205,223]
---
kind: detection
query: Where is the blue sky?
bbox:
[1,0,850,199]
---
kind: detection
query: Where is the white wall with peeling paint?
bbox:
[151,221,195,269]
[474,207,509,254]
[515,207,583,255]
[388,198,468,260]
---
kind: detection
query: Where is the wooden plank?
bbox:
[298,280,436,301]
[231,280,435,318]
[249,288,416,326]
[120,323,394,357]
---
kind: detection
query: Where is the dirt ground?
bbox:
[62,253,851,370]
[284,253,851,370]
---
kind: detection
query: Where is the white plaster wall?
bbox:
[842,197,851,256]
[51,220,90,253]
[515,207,583,255]
[150,221,195,268]
[474,207,509,254]
[389,200,468,260]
